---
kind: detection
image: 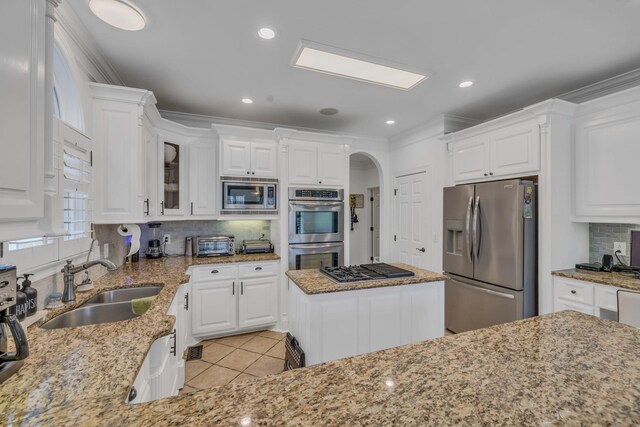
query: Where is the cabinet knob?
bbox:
[247,171,250,174]
[252,171,255,175]
[489,172,494,176]
[484,173,488,177]
[571,290,577,295]
[255,266,262,271]
[319,181,322,184]
[211,270,219,274]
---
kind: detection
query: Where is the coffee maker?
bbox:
[0,265,29,384]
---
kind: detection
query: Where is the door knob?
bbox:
[416,247,426,253]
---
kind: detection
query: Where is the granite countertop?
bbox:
[0,253,279,423]
[553,268,640,291]
[11,311,640,426]
[285,263,447,295]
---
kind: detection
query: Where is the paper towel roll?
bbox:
[117,224,141,257]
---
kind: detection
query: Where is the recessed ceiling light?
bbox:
[89,0,145,31]
[241,98,254,104]
[258,27,276,40]
[293,41,428,90]
[458,80,474,88]
[385,119,396,125]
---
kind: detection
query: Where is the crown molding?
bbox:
[389,114,480,148]
[558,67,640,104]
[56,1,125,85]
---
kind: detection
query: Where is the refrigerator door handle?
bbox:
[473,196,481,261]
[455,278,515,300]
[465,196,473,262]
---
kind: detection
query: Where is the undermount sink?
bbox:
[84,285,162,304]
[40,302,141,329]
[40,285,162,330]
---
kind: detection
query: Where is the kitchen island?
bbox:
[286,264,447,365]
[9,311,640,425]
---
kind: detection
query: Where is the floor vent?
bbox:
[186,345,203,361]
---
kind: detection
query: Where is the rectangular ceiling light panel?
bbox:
[293,43,428,90]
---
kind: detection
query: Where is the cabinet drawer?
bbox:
[190,265,237,283]
[554,278,594,305]
[238,262,278,278]
[595,286,619,312]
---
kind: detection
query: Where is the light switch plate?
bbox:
[614,242,627,256]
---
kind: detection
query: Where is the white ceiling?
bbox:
[67,0,640,138]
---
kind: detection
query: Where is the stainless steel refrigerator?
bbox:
[443,179,537,333]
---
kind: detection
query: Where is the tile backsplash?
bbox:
[137,220,271,256]
[589,223,640,265]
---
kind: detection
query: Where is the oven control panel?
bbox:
[289,188,344,201]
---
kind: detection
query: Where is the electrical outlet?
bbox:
[164,234,171,245]
[614,242,627,256]
[103,243,109,258]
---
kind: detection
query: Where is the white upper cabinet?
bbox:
[251,142,278,178]
[575,87,640,222]
[449,119,540,183]
[0,0,45,240]
[189,140,217,216]
[289,141,346,186]
[451,138,489,182]
[221,139,277,178]
[91,84,156,224]
[159,136,188,217]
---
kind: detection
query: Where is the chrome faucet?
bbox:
[61,259,117,303]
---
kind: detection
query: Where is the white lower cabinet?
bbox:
[553,276,621,320]
[128,284,188,404]
[190,262,279,338]
[288,280,445,366]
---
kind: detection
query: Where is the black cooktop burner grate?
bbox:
[320,263,414,283]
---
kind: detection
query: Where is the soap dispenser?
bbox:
[20,274,37,317]
[8,280,27,321]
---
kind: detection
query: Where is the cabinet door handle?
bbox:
[170,329,177,356]
[211,269,219,274]
[184,292,189,310]
[144,198,150,215]
[232,281,235,295]
[241,281,244,295]
[160,201,165,215]
[571,290,577,295]
[255,266,262,271]
[191,202,193,215]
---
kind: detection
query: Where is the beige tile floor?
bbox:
[181,330,286,394]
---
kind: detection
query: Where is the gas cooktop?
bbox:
[319,263,415,283]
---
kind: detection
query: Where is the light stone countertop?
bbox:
[0,254,279,423]
[7,311,640,426]
[553,268,640,291]
[285,263,447,295]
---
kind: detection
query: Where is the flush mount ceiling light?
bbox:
[385,119,396,125]
[258,27,276,40]
[241,98,254,104]
[292,40,428,90]
[458,80,474,88]
[89,0,145,31]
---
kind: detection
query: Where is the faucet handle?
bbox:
[61,260,74,273]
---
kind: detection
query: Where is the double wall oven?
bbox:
[288,188,344,270]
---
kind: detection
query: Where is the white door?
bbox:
[317,144,345,186]
[221,140,251,176]
[370,187,380,261]
[288,141,318,185]
[238,277,278,328]
[250,142,277,178]
[0,0,45,228]
[191,281,237,336]
[189,140,216,216]
[395,171,430,269]
[451,137,489,182]
[489,122,540,177]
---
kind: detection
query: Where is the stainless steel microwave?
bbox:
[221,177,277,214]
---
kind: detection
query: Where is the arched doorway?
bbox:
[349,153,381,265]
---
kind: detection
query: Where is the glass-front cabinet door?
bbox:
[160,138,187,216]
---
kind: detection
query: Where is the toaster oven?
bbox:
[192,235,235,257]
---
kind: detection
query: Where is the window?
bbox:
[53,42,84,130]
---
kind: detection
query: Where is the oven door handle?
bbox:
[289,242,344,250]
